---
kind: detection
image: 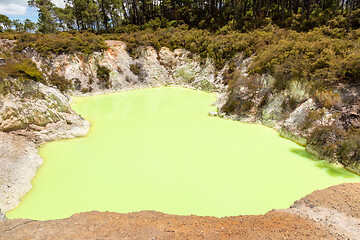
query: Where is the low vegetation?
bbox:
[249,27,360,91]
[12,32,107,57]
[48,73,73,92]
[0,50,72,93]
[97,65,112,89]
[129,64,141,75]
[1,23,358,98]
[105,25,360,92]
[307,126,360,168]
[0,51,45,84]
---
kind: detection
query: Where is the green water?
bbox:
[7,87,360,220]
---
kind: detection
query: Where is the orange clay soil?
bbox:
[1,183,359,240]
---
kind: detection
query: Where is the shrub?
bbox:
[48,73,73,92]
[130,64,141,75]
[97,65,111,89]
[15,59,45,83]
[15,32,108,56]
[314,89,342,109]
[338,129,360,166]
[196,79,214,92]
[340,52,360,85]
[308,125,345,158]
[0,56,45,84]
[249,27,360,93]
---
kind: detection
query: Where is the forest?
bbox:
[0,0,359,33]
[0,0,359,90]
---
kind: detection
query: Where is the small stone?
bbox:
[208,111,218,117]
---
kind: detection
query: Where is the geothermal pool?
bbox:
[7,87,360,220]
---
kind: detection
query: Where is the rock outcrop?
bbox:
[221,55,360,174]
[280,98,317,145]
[0,132,42,214]
[0,77,89,216]
[0,40,225,217]
[27,40,224,95]
[0,78,89,144]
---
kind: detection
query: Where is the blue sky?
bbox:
[0,0,65,23]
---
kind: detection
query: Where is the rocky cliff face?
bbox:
[0,40,225,217]
[0,132,42,215]
[27,40,224,95]
[0,78,89,216]
[0,39,359,219]
[221,55,360,174]
[0,78,89,143]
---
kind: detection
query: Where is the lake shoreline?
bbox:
[2,183,360,239]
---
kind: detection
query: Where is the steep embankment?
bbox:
[0,132,42,217]
[0,39,359,238]
[28,40,223,94]
[0,77,89,215]
[219,54,360,175]
[1,183,360,239]
[0,40,225,217]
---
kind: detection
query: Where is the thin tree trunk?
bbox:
[122,1,128,21]
[347,0,353,32]
[100,0,109,31]
[306,0,313,20]
[243,0,248,17]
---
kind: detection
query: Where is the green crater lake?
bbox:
[7,87,360,220]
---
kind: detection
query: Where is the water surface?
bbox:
[7,87,360,220]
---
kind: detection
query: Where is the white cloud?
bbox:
[0,0,65,16]
[0,3,27,16]
[52,0,66,8]
[0,0,27,5]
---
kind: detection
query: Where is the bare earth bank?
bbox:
[1,183,359,240]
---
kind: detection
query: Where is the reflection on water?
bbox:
[290,148,356,178]
[290,148,314,159]
[314,161,356,178]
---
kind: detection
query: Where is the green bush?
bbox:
[0,50,75,92]
[338,129,360,166]
[15,59,45,83]
[308,125,345,158]
[97,65,111,89]
[130,64,141,75]
[0,55,45,84]
[196,79,214,92]
[15,32,108,56]
[249,27,360,91]
[48,73,73,92]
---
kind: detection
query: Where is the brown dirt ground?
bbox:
[0,183,359,240]
[292,183,360,219]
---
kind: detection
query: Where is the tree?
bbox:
[12,19,24,32]
[0,14,12,31]
[24,19,37,32]
[28,0,58,33]
[54,5,76,31]
[26,0,360,32]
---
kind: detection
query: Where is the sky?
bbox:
[0,0,66,22]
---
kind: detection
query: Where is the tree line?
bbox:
[0,0,359,33]
[0,15,37,32]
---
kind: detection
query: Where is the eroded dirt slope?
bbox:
[1,183,359,240]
